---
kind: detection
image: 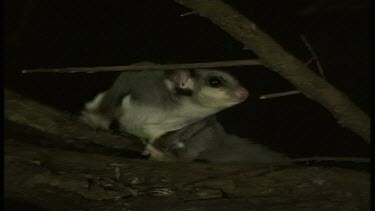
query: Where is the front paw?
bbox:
[143,145,165,160]
[80,110,111,130]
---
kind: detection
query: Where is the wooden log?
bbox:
[4,89,144,156]
[5,141,369,211]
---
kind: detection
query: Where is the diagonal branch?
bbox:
[175,0,370,144]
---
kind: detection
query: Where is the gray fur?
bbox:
[99,70,180,114]
[82,68,288,163]
[83,68,248,141]
[154,117,291,163]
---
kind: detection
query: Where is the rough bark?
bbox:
[174,0,370,144]
[5,141,370,211]
[4,89,144,155]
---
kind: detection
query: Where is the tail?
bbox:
[197,134,291,164]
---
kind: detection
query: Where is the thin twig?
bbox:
[21,59,262,74]
[260,36,326,100]
[259,90,301,100]
[180,11,197,16]
[300,34,326,78]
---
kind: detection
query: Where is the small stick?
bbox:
[300,34,326,78]
[180,11,197,16]
[260,35,327,100]
[21,59,262,74]
[259,90,301,99]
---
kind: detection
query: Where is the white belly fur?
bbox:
[118,95,217,141]
[81,92,112,130]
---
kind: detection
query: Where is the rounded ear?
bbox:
[165,70,192,88]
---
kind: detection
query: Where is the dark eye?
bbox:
[207,76,224,88]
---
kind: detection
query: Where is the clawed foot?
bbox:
[143,144,165,161]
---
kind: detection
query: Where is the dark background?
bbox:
[4,0,370,158]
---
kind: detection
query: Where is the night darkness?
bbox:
[4,0,370,159]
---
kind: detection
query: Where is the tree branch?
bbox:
[5,141,370,211]
[175,0,370,144]
[4,89,144,155]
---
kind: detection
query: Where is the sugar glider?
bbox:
[81,64,248,157]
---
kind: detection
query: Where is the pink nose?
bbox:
[235,88,248,101]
